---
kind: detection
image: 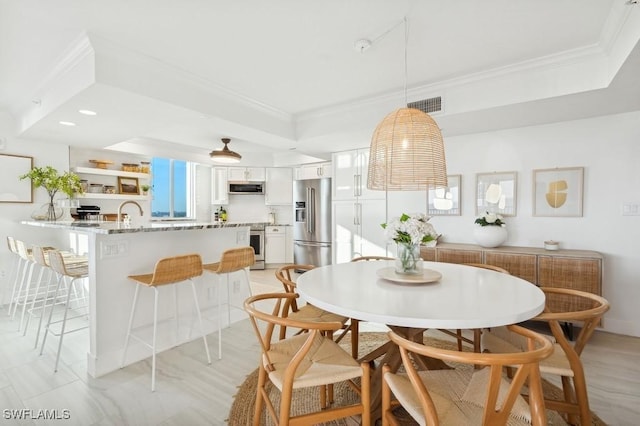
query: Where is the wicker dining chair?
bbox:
[438,263,510,353]
[482,287,610,426]
[274,264,352,352]
[244,292,371,426]
[382,324,553,426]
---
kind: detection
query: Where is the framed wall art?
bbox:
[427,174,461,216]
[476,171,517,216]
[0,154,33,203]
[118,177,140,195]
[533,167,584,217]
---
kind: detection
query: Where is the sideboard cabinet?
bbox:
[420,242,603,314]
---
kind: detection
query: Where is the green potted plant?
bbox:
[20,166,84,221]
[140,184,151,196]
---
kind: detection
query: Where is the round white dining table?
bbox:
[296,260,545,329]
[297,260,546,421]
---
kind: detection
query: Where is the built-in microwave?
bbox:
[228,181,265,194]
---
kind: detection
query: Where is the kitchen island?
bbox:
[21,220,253,377]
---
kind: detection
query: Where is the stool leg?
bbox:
[12,260,33,320]
[20,264,44,333]
[7,257,25,316]
[34,270,57,348]
[121,285,141,368]
[218,275,222,360]
[242,268,252,296]
[40,274,64,356]
[151,287,159,392]
[54,277,75,372]
[226,274,231,327]
[190,280,211,364]
[23,265,48,336]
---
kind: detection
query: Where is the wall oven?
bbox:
[249,224,265,270]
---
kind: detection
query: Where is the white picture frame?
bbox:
[0,154,33,203]
[476,171,517,216]
[533,167,584,217]
[427,174,461,216]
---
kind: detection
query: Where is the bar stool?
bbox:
[4,237,22,313]
[121,253,211,391]
[10,240,37,325]
[25,245,88,348]
[202,246,255,360]
[39,250,89,372]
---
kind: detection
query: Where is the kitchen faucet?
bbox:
[117,200,144,224]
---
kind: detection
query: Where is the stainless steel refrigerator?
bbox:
[293,178,332,267]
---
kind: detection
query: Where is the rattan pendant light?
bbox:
[210,138,241,163]
[367,18,448,191]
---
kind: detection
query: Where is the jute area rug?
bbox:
[228,333,606,426]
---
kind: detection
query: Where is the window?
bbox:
[151,158,195,219]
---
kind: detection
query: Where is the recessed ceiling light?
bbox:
[59,121,76,126]
[78,109,97,116]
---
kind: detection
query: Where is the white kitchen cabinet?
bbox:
[295,162,332,180]
[211,167,229,205]
[285,226,293,263]
[265,226,287,264]
[73,167,150,201]
[333,199,387,263]
[332,149,382,201]
[265,167,293,205]
[228,167,265,182]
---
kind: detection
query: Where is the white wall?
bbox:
[419,111,640,337]
[0,112,73,303]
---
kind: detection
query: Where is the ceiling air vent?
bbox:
[407,96,442,114]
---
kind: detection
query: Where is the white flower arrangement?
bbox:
[474,211,506,227]
[381,213,438,245]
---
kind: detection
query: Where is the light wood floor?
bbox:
[0,268,638,425]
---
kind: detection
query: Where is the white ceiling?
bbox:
[1,0,639,164]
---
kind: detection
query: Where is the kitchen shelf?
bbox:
[78,193,149,200]
[73,167,150,179]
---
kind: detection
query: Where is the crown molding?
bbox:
[14,33,95,115]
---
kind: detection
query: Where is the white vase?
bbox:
[473,225,507,248]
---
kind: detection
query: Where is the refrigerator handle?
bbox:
[353,174,358,197]
[306,187,315,234]
[353,203,358,225]
[295,241,331,248]
[358,202,362,225]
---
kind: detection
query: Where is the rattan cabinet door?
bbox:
[484,252,537,284]
[420,247,436,262]
[538,256,602,312]
[436,248,482,264]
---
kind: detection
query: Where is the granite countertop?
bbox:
[21,220,258,235]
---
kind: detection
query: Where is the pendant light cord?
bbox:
[404,16,408,106]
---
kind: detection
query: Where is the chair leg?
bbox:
[253,365,267,426]
[121,285,140,368]
[189,280,211,364]
[23,265,46,336]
